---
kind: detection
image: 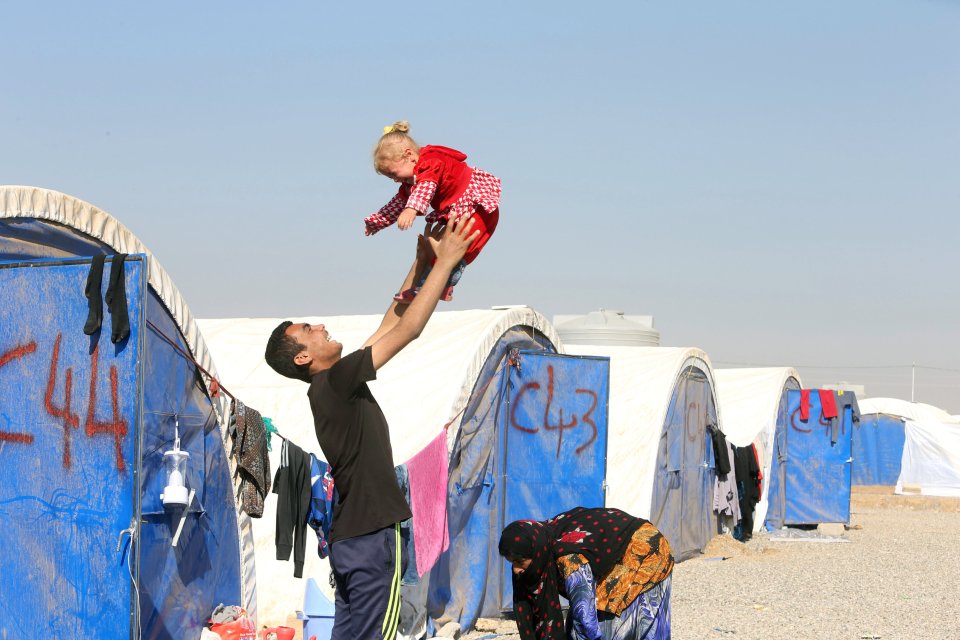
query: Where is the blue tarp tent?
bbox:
[0,186,255,639]
[431,347,610,628]
[854,397,959,486]
[765,389,854,529]
[853,415,906,486]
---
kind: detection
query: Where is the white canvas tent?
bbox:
[561,345,721,561]
[713,367,802,532]
[197,308,561,627]
[859,398,959,425]
[897,419,960,497]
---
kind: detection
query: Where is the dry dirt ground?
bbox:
[461,488,960,640]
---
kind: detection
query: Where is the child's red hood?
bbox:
[421,145,467,162]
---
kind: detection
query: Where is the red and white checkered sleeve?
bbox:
[364,193,406,236]
[405,180,437,215]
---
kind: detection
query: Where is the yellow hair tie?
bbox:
[383,125,395,135]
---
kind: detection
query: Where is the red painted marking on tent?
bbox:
[44,334,80,468]
[85,345,128,474]
[790,408,811,434]
[511,366,601,458]
[818,412,832,437]
[0,341,37,368]
[574,388,598,455]
[510,382,541,433]
[0,341,38,444]
[542,365,579,458]
[0,431,34,444]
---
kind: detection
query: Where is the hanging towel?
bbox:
[799,389,811,421]
[405,431,449,577]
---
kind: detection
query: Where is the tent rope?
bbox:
[145,318,236,401]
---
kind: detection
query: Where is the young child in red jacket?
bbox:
[364,121,501,302]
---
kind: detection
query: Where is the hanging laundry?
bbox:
[273,439,311,578]
[394,464,419,585]
[799,389,811,421]
[307,453,336,560]
[230,400,271,518]
[405,431,450,577]
[105,253,130,343]
[832,391,862,444]
[732,444,761,542]
[819,389,838,420]
[708,424,731,476]
[83,254,106,335]
[713,440,740,523]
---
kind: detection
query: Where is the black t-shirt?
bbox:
[307,347,411,542]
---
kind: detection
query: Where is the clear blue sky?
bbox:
[3,1,958,411]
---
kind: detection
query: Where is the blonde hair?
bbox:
[374,120,420,173]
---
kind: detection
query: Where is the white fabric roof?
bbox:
[561,344,718,519]
[713,367,802,532]
[859,397,960,425]
[0,185,257,616]
[896,419,960,497]
[0,186,217,390]
[197,308,560,625]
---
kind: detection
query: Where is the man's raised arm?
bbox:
[366,218,479,370]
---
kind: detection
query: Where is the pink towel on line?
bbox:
[405,430,450,577]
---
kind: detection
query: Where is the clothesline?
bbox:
[145,318,237,401]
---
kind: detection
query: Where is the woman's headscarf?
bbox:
[499,507,647,640]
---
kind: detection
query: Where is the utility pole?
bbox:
[911,362,916,403]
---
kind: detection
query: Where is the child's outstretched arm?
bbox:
[396,179,437,230]
[364,192,406,236]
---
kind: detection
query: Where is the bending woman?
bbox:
[499,507,674,640]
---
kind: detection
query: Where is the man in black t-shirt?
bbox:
[264,219,478,640]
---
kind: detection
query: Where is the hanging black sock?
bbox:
[105,254,130,344]
[83,255,106,335]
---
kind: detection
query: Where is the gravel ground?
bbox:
[460,492,960,640]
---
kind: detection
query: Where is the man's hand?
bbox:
[429,217,480,268]
[397,207,418,230]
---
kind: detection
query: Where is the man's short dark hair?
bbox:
[264,320,312,382]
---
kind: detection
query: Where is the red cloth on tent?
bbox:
[819,389,838,419]
[800,389,811,421]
